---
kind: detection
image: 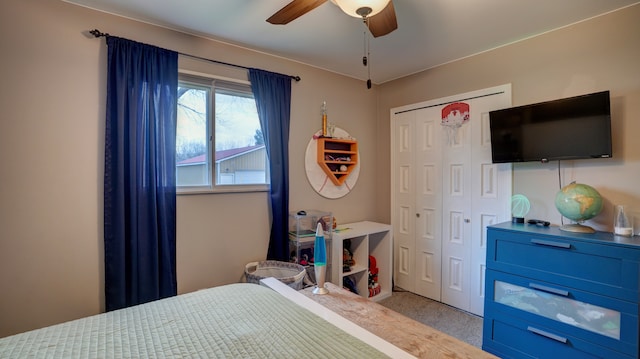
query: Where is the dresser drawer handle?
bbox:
[529,283,569,297]
[527,326,568,344]
[531,239,571,249]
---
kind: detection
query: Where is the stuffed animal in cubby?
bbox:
[342,239,355,272]
[368,255,381,297]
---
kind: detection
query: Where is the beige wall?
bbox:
[2,0,638,339]
[377,4,640,231]
[0,0,380,337]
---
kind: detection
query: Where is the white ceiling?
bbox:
[64,0,639,84]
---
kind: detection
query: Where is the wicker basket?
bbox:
[244,260,307,290]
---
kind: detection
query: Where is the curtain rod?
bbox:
[89,29,301,82]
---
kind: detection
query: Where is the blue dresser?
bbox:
[483,222,640,359]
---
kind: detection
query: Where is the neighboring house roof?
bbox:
[177,145,265,165]
[177,154,206,165]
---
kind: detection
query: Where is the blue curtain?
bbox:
[104,36,178,311]
[249,69,292,261]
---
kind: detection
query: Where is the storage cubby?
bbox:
[368,231,391,299]
[342,270,367,296]
[343,235,367,273]
[316,137,358,185]
[331,221,392,301]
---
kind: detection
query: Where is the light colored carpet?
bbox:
[378,288,483,348]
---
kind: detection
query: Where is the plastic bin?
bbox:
[244,260,307,290]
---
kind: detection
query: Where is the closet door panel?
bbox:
[414,108,442,300]
[392,110,416,291]
[469,95,513,316]
[441,121,472,311]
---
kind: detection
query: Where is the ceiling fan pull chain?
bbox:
[362,30,368,66]
[366,18,372,89]
[362,15,371,89]
[367,37,371,81]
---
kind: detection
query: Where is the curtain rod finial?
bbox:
[89,29,109,38]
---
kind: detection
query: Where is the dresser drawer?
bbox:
[483,314,634,359]
[487,226,640,302]
[485,269,638,356]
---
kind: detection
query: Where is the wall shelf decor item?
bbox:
[305,127,360,199]
[317,137,358,185]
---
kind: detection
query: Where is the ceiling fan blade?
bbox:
[267,0,328,25]
[367,0,397,37]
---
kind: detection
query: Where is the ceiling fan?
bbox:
[267,0,398,38]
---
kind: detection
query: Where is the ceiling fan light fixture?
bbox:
[332,0,391,18]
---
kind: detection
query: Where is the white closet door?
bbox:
[392,110,416,292]
[441,117,472,311]
[413,108,443,300]
[392,108,444,300]
[468,95,512,316]
[440,92,512,315]
[391,84,512,316]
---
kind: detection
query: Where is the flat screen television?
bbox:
[489,91,612,163]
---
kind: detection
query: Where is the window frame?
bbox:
[176,70,269,195]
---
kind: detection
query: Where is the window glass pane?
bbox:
[176,75,268,191]
[214,89,267,186]
[176,84,210,187]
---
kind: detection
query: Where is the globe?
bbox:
[555,182,603,233]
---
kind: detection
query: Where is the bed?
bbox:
[0,279,413,358]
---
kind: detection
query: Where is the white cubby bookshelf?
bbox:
[330,221,392,301]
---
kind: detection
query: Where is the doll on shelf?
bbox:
[343,239,355,272]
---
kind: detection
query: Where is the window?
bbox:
[176,74,268,193]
